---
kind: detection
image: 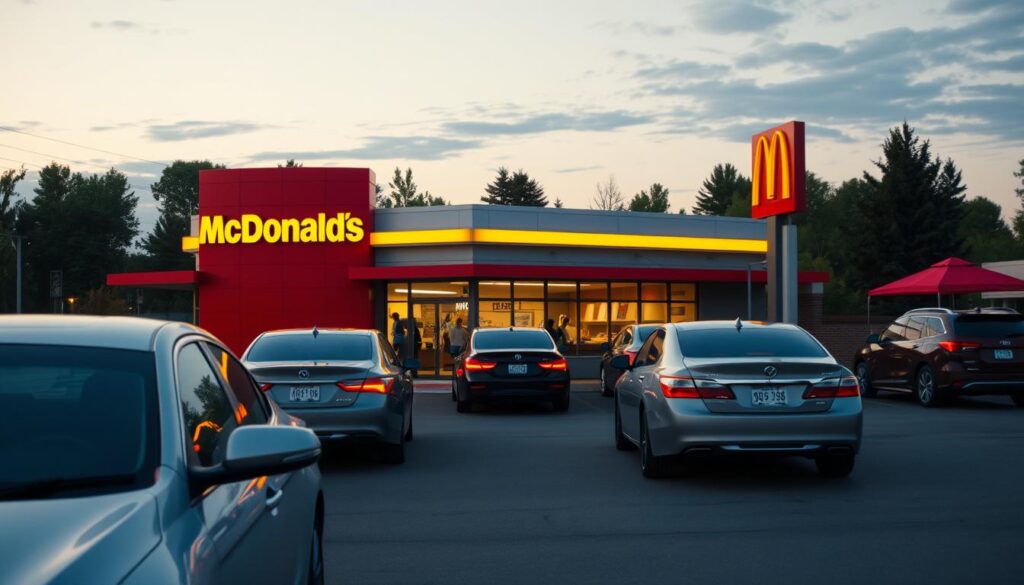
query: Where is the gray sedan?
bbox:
[0,315,324,585]
[243,328,415,464]
[613,321,863,478]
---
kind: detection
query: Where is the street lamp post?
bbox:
[747,259,768,321]
[4,232,25,314]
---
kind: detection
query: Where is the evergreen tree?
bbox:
[629,183,670,212]
[142,160,224,272]
[278,159,302,167]
[140,213,194,270]
[482,167,547,206]
[388,167,447,207]
[0,167,26,312]
[553,197,564,208]
[693,163,749,215]
[374,183,392,208]
[841,122,966,296]
[1012,159,1024,238]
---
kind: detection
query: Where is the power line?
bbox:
[0,125,167,167]
[0,147,154,193]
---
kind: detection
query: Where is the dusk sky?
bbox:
[2,0,1022,234]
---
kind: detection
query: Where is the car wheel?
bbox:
[553,393,570,412]
[600,366,612,397]
[380,440,405,464]
[456,397,473,413]
[915,365,942,408]
[816,452,855,478]
[856,362,877,398]
[639,412,669,479]
[614,398,634,451]
[1012,394,1024,408]
[307,508,325,585]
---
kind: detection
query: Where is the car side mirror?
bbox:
[600,342,611,352]
[403,358,420,371]
[190,425,320,495]
[609,354,632,370]
[866,334,880,344]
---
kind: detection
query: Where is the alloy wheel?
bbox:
[917,368,935,405]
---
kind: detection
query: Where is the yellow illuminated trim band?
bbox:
[182,236,200,253]
[370,228,767,254]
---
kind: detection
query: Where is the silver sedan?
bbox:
[243,328,415,464]
[613,321,863,478]
[0,315,324,585]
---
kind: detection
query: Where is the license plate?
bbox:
[751,387,787,407]
[995,349,1014,360]
[508,364,528,375]
[290,385,320,402]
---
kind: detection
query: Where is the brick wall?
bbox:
[799,293,892,368]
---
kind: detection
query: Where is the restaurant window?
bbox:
[479,280,511,298]
[670,302,697,322]
[387,282,410,345]
[577,282,607,355]
[479,299,512,328]
[512,281,544,299]
[610,282,638,300]
[641,302,667,323]
[641,283,667,301]
[408,281,468,297]
[671,283,696,301]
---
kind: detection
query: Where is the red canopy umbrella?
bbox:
[869,257,1024,301]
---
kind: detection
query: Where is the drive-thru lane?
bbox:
[318,388,1024,585]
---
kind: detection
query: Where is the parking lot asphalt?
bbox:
[318,387,1024,585]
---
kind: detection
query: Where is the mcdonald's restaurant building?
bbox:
[107,167,828,378]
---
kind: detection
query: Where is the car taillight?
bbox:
[464,357,497,371]
[938,340,981,352]
[337,377,395,394]
[803,375,860,399]
[659,376,734,399]
[623,349,639,366]
[259,383,273,392]
[538,357,568,370]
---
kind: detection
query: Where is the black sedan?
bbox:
[599,324,658,397]
[452,328,571,412]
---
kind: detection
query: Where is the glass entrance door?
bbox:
[412,300,469,377]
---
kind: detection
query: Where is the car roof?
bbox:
[0,315,199,351]
[670,320,802,332]
[472,327,546,333]
[257,328,377,338]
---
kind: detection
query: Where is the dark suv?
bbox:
[855,307,1024,407]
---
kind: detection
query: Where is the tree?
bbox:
[141,160,223,271]
[386,167,447,207]
[591,175,625,211]
[481,167,547,206]
[77,286,132,315]
[278,159,302,167]
[1012,159,1024,238]
[629,183,670,212]
[960,197,1019,263]
[17,164,139,310]
[374,183,392,208]
[0,167,26,312]
[553,197,564,208]
[693,163,749,215]
[841,122,966,299]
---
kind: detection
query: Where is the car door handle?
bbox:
[266,486,284,509]
[638,375,645,381]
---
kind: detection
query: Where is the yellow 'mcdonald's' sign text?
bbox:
[182,213,364,251]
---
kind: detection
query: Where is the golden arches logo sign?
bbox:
[750,121,805,219]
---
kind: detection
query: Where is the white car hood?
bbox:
[0,489,160,585]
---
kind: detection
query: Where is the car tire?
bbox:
[1012,394,1024,408]
[307,508,325,585]
[855,362,877,398]
[915,365,942,408]
[816,452,855,478]
[456,397,473,413]
[614,398,635,451]
[600,366,613,397]
[380,440,405,464]
[639,412,669,479]
[404,413,413,441]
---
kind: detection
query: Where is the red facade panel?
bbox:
[197,168,376,354]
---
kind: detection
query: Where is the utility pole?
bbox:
[3,232,24,313]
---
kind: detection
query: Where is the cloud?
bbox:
[90,121,137,132]
[553,165,603,173]
[592,20,677,37]
[145,120,270,142]
[442,111,653,136]
[692,0,791,34]
[91,20,142,31]
[250,136,483,162]
[946,0,1020,14]
[634,59,731,80]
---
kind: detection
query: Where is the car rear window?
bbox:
[0,345,159,498]
[953,316,1024,338]
[473,330,555,350]
[246,333,374,362]
[676,327,828,358]
[635,325,657,343]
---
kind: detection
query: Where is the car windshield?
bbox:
[953,316,1024,338]
[0,345,158,500]
[246,333,374,362]
[473,330,555,350]
[676,327,828,358]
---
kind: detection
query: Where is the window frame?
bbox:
[202,341,271,426]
